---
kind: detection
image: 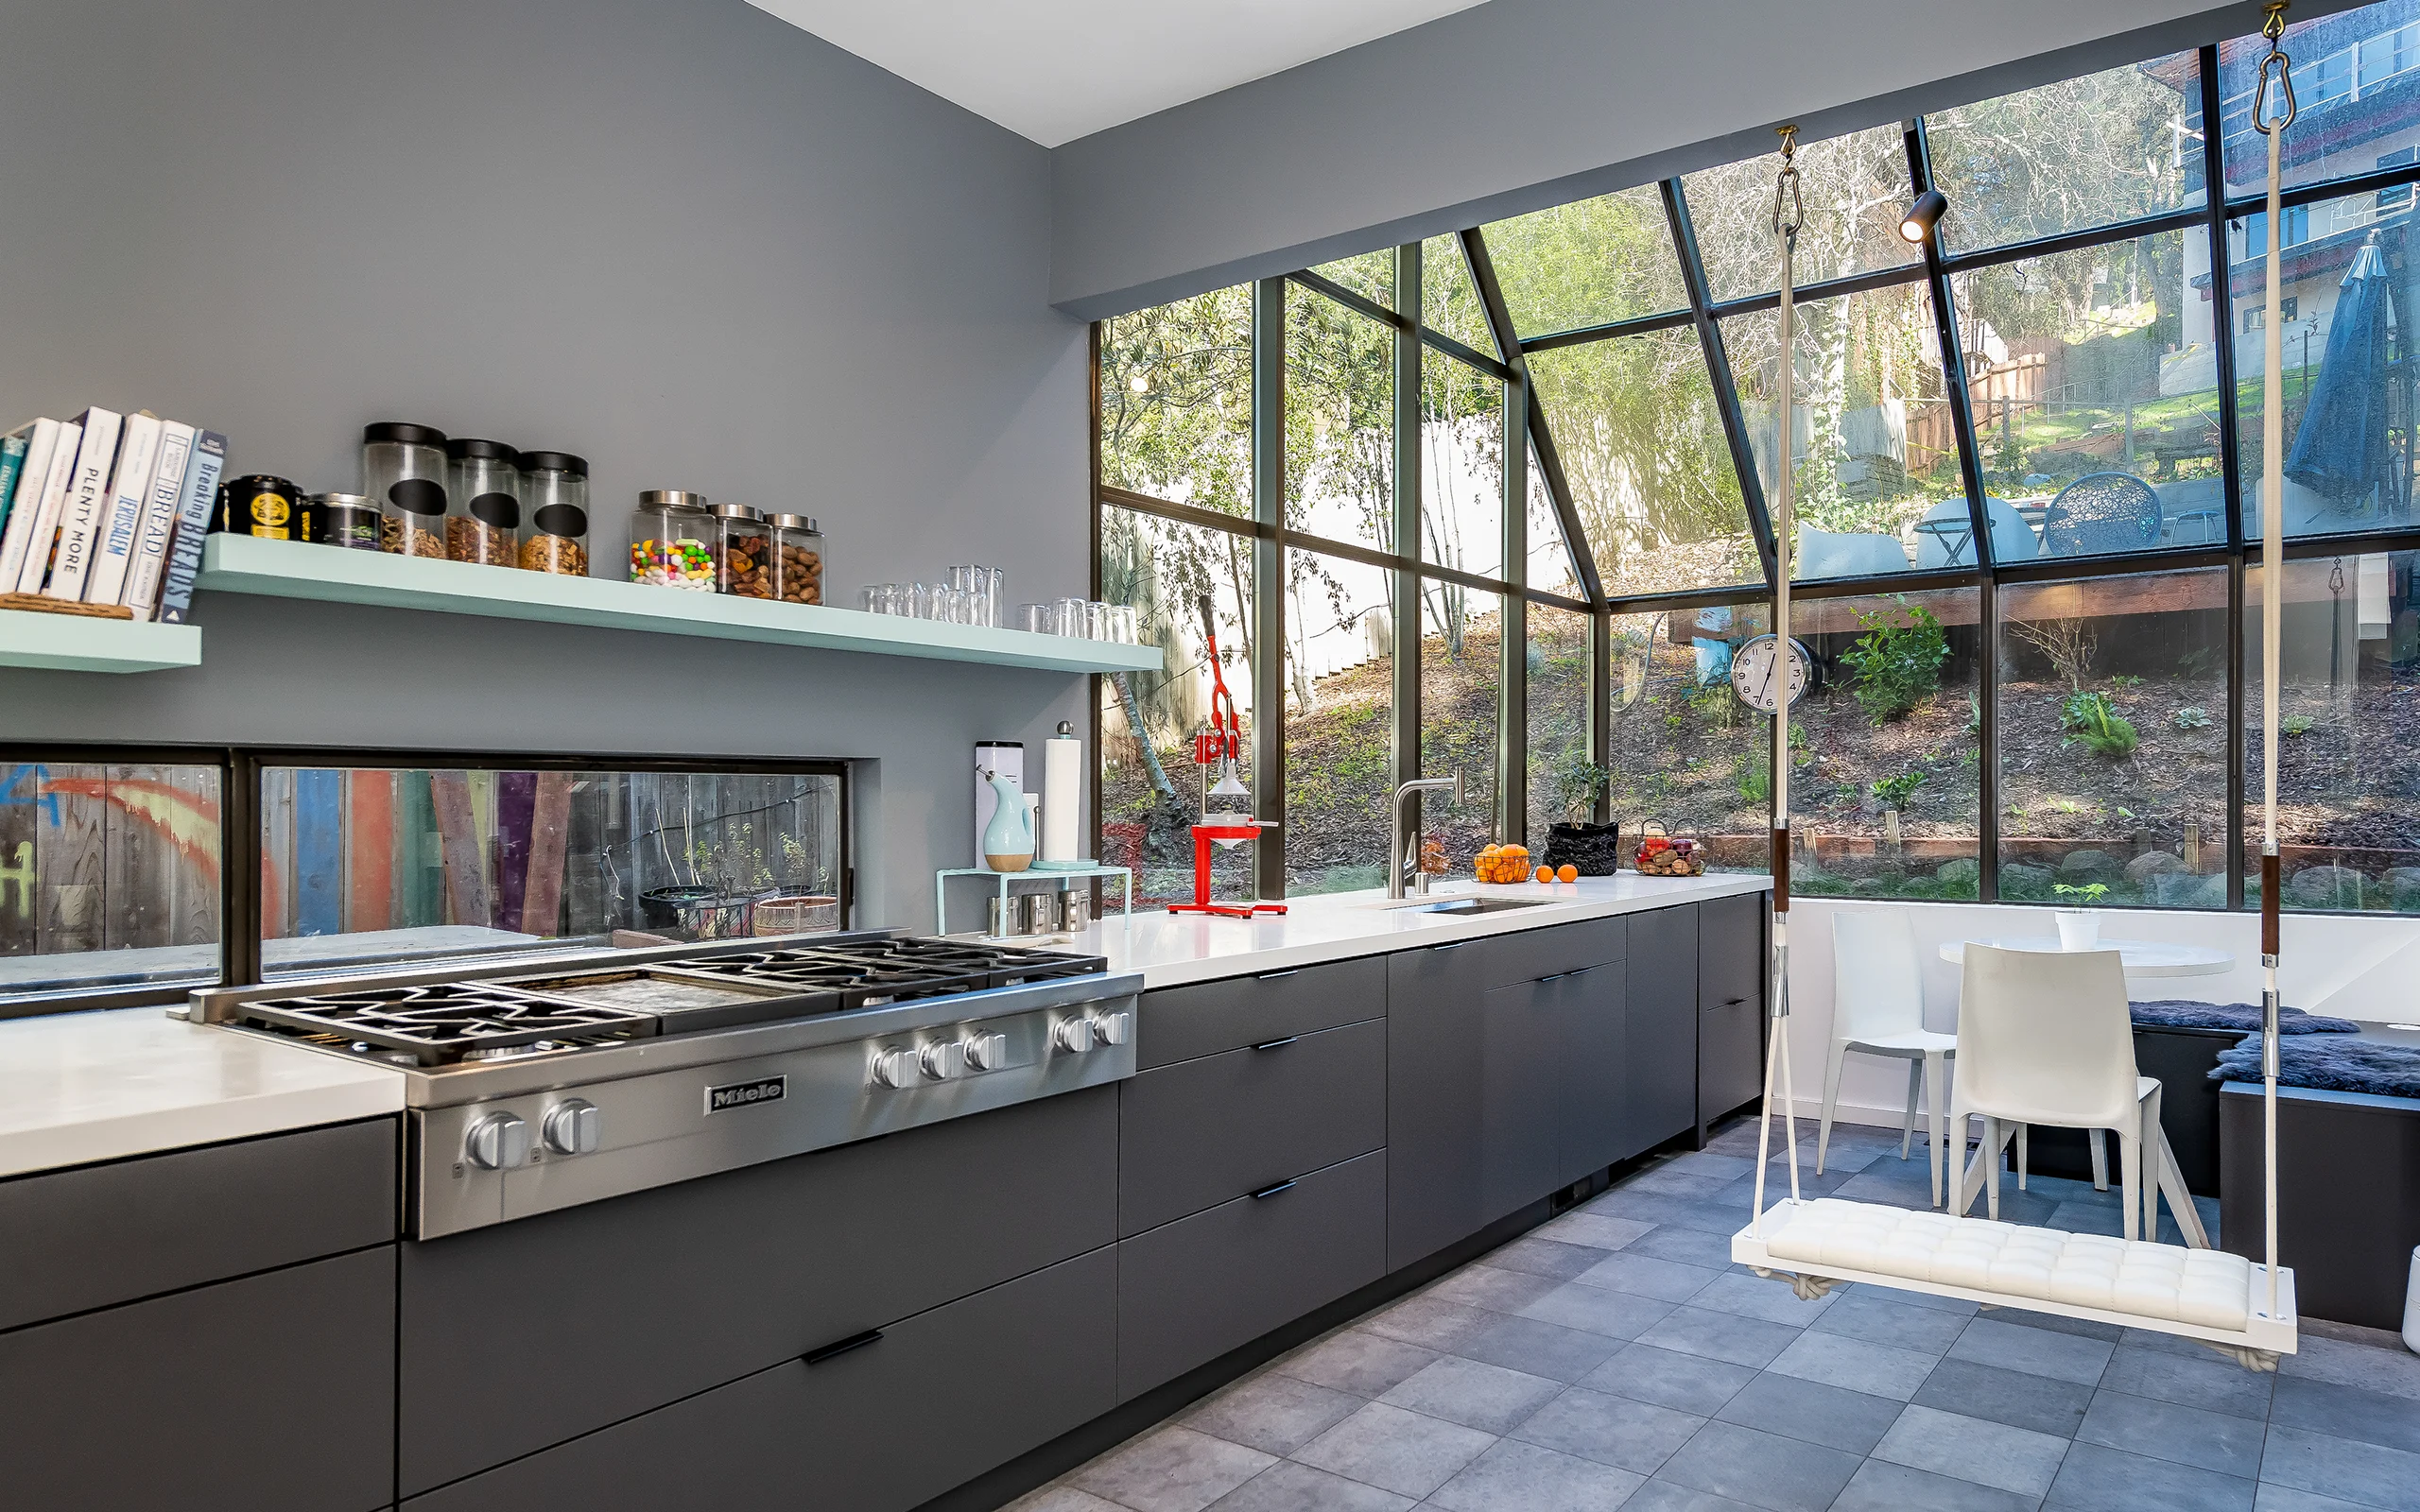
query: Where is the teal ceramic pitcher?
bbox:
[980,768,1035,871]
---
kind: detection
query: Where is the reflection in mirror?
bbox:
[0,762,221,1005]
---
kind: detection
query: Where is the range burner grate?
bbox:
[235,982,659,1066]
[659,952,988,1008]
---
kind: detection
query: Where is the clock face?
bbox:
[1729,635,1810,713]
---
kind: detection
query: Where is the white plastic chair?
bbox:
[1949,945,2207,1246]
[1824,909,1957,1206]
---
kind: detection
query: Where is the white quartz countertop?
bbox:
[1065,872,1771,989]
[0,1006,404,1179]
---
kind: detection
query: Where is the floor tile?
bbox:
[1453,1313,1626,1383]
[1623,1224,1742,1270]
[2048,1201,2128,1238]
[1288,1401,1495,1501]
[2278,1334,2420,1403]
[1660,1153,1757,1182]
[1621,1478,1766,1511]
[1426,1263,1568,1314]
[1425,1438,1645,1512]
[2075,1389,2265,1480]
[2253,1484,2385,1511]
[1515,1280,1681,1341]
[1988,1306,2126,1343]
[1831,1458,2044,1511]
[1274,1330,1439,1397]
[2043,1438,2253,1511]
[1654,1419,1865,1512]
[1812,1291,1972,1354]
[1069,1425,1278,1512]
[1685,1272,1840,1328]
[1481,1235,1614,1280]
[1765,1329,1939,1400]
[1201,1459,1413,1512]
[1713,1372,1905,1455]
[1888,1287,1984,1317]
[2258,1423,2420,1512]
[1578,1342,1758,1416]
[1633,1306,1803,1370]
[2096,1346,2274,1421]
[1583,1190,1746,1235]
[1004,1486,1129,1512]
[1574,1251,1725,1304]
[1533,1211,1657,1252]
[1362,1295,1495,1353]
[1949,1317,2117,1386]
[1624,1168,1740,1200]
[1806,1138,1889,1175]
[1505,1384,1704,1475]
[1375,1356,1560,1435]
[2271,1375,2420,1455]
[1875,1401,2071,1498]
[1182,1372,1364,1456]
[1913,1357,2094,1438]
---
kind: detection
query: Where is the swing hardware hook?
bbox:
[1772,124,1805,241]
[2255,2,2297,135]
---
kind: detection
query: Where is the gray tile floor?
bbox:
[1010,1118,2420,1512]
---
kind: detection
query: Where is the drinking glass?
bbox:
[980,567,1006,627]
[1052,597,1086,637]
[909,582,934,619]
[1111,606,1139,644]
[1084,601,1110,640]
[862,583,901,615]
[1017,603,1048,633]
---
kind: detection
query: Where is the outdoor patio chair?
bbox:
[2041,472,2162,557]
[1911,497,2040,568]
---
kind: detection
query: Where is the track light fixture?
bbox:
[1899,189,1947,244]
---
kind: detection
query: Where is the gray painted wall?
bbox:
[0,0,1091,933]
[1049,0,2335,319]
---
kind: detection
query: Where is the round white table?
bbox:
[1937,936,2232,978]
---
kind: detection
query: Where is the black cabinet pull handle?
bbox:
[1250,1178,1298,1199]
[1255,968,1299,980]
[802,1329,884,1366]
[1723,997,1747,1006]
[1537,971,1571,985]
[1252,1036,1298,1051]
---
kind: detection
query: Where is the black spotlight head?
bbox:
[1899,189,1948,244]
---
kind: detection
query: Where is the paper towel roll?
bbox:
[1042,733,1082,863]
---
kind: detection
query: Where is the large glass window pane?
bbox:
[1949,226,2224,559]
[260,764,843,977]
[1285,548,1394,894]
[1604,603,1772,872]
[1682,124,1920,303]
[1725,280,1956,578]
[1996,569,2230,906]
[2243,552,2420,912]
[1526,604,1594,845]
[1926,50,2204,252]
[2227,185,2418,539]
[2221,0,2420,200]
[1423,349,1505,580]
[0,761,221,1004]
[1423,583,1500,868]
[1098,285,1253,516]
[1286,288,1396,551]
[1789,589,1982,901]
[1526,451,1585,598]
[1422,234,1499,356]
[1099,507,1258,907]
[1482,186,1688,337]
[1530,330,1761,597]
[1310,249,1392,311]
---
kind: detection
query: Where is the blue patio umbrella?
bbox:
[2285,232,2395,505]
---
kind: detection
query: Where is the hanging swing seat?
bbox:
[1732,1197,2298,1361]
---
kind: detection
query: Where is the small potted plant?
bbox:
[1542,754,1619,875]
[2051,882,2108,951]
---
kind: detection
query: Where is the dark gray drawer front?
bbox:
[0,1246,395,1512]
[406,1247,1116,1512]
[1483,916,1629,988]
[0,1116,397,1332]
[399,1085,1115,1497]
[1120,1017,1384,1236]
[1139,954,1385,1068]
[1117,1150,1386,1400]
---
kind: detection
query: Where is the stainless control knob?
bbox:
[872,1047,921,1089]
[921,1040,967,1080]
[465,1112,530,1170]
[1053,1016,1097,1054]
[543,1099,601,1156]
[1092,1009,1133,1047]
[963,1031,1010,1072]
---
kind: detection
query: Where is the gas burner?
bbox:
[663,951,989,1008]
[233,981,657,1067]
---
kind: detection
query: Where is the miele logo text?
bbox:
[705,1076,787,1113]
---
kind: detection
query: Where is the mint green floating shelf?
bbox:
[198,537,1162,675]
[0,609,201,673]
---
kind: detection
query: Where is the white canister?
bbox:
[2404,1245,2419,1356]
[2055,910,2100,952]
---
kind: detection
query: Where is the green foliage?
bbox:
[1737,755,1770,806]
[2172,705,2212,730]
[2281,714,2314,736]
[1551,751,1611,823]
[1840,597,1950,725]
[1687,679,1744,730]
[1870,769,1927,811]
[2060,691,2139,759]
[2053,883,2111,904]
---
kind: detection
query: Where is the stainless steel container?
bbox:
[1060,890,1092,934]
[988,894,1052,936]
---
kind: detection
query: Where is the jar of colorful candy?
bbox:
[630,490,714,590]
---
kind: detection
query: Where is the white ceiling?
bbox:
[748,0,1491,147]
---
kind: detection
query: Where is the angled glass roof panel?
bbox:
[1482,185,1688,338]
[1422,233,1500,357]
[1682,123,1921,303]
[1308,249,1393,311]
[1098,284,1254,517]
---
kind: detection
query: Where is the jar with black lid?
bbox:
[214,474,302,540]
[518,451,589,576]
[303,492,383,551]
[444,438,519,567]
[364,421,448,558]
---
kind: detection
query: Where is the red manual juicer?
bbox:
[1169,595,1283,919]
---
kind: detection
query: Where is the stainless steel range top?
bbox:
[182,933,1141,1238]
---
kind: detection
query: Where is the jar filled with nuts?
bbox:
[630,490,714,589]
[364,421,449,558]
[766,514,824,606]
[444,438,520,566]
[516,451,589,575]
[713,503,771,598]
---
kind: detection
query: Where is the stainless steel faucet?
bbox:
[1390,771,1466,899]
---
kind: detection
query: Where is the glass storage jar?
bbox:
[766,514,823,605]
[303,492,383,551]
[713,504,772,598]
[517,451,589,575]
[444,438,520,566]
[363,421,449,558]
[630,490,714,589]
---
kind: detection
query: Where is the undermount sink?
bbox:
[1390,896,1558,916]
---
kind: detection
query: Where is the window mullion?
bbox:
[1393,243,1424,820]
[1252,276,1288,902]
[1665,179,1778,590]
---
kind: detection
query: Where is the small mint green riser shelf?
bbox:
[0,609,201,673]
[196,536,1162,675]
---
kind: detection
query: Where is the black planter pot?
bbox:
[1542,821,1621,876]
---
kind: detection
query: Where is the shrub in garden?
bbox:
[1871,769,1927,811]
[1841,597,1949,725]
[2060,691,2138,759]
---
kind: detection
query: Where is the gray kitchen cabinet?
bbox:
[1386,936,1507,1268]
[404,1247,1116,1512]
[1138,954,1386,1069]
[1120,1016,1385,1235]
[1698,889,1768,1140]
[398,1084,1116,1497]
[1625,903,1702,1160]
[1478,977,1564,1218]
[1118,1150,1387,1400]
[1548,959,1629,1184]
[0,1246,395,1512]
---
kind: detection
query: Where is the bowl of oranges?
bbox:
[1476,844,1581,885]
